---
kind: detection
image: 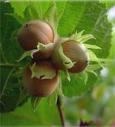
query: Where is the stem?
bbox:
[57,96,65,127]
[0,63,18,68]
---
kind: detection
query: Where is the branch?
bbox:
[57,96,65,127]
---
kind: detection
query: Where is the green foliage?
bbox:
[62,72,97,97]
[30,63,56,79]
[11,1,51,22]
[58,1,112,96]
[0,99,60,126]
[58,1,86,36]
[58,1,112,58]
[0,2,27,112]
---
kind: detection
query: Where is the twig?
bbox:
[57,96,65,127]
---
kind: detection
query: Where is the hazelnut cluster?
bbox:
[17,20,88,97]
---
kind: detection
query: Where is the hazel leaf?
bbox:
[88,49,100,62]
[31,97,41,112]
[70,30,95,43]
[83,72,88,85]
[84,44,101,50]
[54,44,75,69]
[30,63,56,79]
[64,70,71,82]
[44,1,57,30]
[77,30,84,36]
[17,49,38,62]
[71,30,84,39]
[88,49,104,68]
[58,77,64,97]
[37,42,54,51]
[59,46,74,69]
[78,34,95,43]
[86,70,98,77]
[5,13,25,24]
[47,88,58,106]
[87,64,102,71]
[24,5,40,20]
[18,43,54,62]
